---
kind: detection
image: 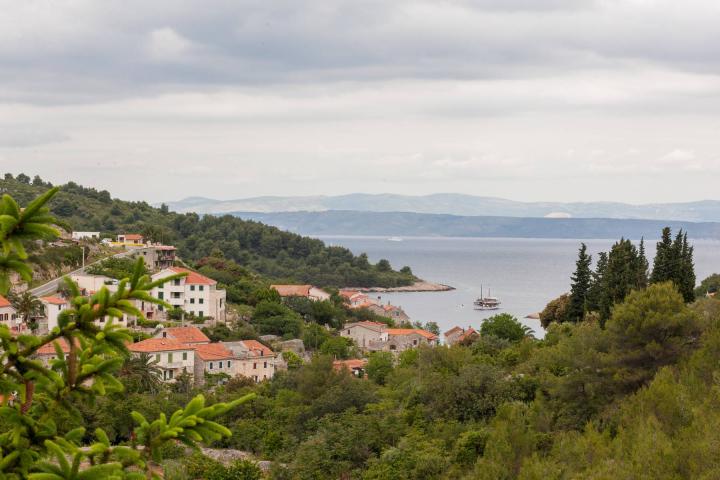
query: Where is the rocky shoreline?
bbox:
[359,280,455,293]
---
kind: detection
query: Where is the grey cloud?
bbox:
[1,0,720,104]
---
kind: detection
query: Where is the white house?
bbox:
[150,267,226,322]
[39,296,69,332]
[117,234,145,246]
[0,295,20,332]
[340,321,387,349]
[71,231,100,241]
[128,338,195,382]
[271,285,331,302]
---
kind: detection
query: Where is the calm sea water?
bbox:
[319,236,720,338]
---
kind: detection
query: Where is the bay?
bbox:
[319,236,720,339]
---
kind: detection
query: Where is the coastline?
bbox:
[359,280,455,293]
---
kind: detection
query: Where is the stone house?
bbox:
[340,321,387,350]
[128,338,195,382]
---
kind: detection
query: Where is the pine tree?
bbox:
[650,227,673,283]
[678,232,696,302]
[587,251,608,317]
[636,237,649,289]
[568,243,592,323]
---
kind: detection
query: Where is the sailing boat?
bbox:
[474,285,501,310]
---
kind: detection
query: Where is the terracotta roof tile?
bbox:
[129,338,191,353]
[239,340,274,357]
[168,267,216,285]
[162,326,210,344]
[37,338,74,355]
[0,296,10,308]
[40,296,67,306]
[386,328,438,340]
[194,343,234,361]
[271,285,312,297]
[333,359,368,371]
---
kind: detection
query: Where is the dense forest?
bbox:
[0,173,416,288]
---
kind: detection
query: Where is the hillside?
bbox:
[164,193,720,222]
[0,174,416,288]
[230,210,720,240]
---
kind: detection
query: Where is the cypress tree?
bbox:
[636,237,649,289]
[588,251,609,321]
[678,232,696,302]
[568,243,592,322]
[651,227,673,283]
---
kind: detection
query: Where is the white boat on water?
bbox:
[474,285,501,310]
[387,236,403,242]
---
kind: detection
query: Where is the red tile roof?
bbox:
[444,326,463,337]
[123,234,144,240]
[386,328,438,340]
[0,296,10,308]
[40,296,67,305]
[168,267,217,285]
[162,326,210,344]
[37,338,74,355]
[458,328,478,342]
[333,358,368,371]
[346,320,386,330]
[194,343,234,361]
[271,285,312,297]
[129,338,192,353]
[240,340,274,357]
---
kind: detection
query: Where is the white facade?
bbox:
[129,339,195,382]
[71,231,100,240]
[0,296,19,331]
[150,268,226,321]
[39,297,68,332]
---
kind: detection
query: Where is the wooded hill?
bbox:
[0,173,416,288]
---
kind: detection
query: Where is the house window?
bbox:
[199,298,204,304]
[182,352,187,360]
[198,311,204,318]
[155,354,160,363]
[190,285,195,291]
[218,362,223,369]
[227,361,232,368]
[253,375,258,382]
[190,298,195,304]
[209,362,214,370]
[171,292,181,299]
[253,363,257,369]
[168,353,173,363]
[167,370,174,379]
[162,332,167,338]
[263,361,267,368]
[199,286,204,291]
[413,339,418,346]
[173,279,181,286]
[158,292,164,300]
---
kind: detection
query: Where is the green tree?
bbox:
[302,322,331,351]
[606,282,700,393]
[480,313,533,342]
[539,294,570,328]
[119,352,164,394]
[8,291,44,332]
[366,351,394,385]
[319,336,354,359]
[650,227,674,284]
[567,243,592,322]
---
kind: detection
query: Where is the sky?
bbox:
[2,0,720,204]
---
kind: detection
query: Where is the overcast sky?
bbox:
[1,0,720,204]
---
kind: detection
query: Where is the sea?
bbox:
[319,236,720,339]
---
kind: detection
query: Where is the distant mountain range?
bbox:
[164,194,720,222]
[228,211,720,240]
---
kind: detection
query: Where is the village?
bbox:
[1,231,475,388]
